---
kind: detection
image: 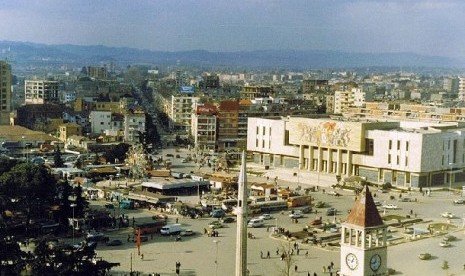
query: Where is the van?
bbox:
[247,218,264,228]
[160,224,183,235]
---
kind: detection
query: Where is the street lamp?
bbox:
[213,240,221,276]
[70,203,76,244]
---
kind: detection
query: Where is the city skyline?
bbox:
[1,1,465,58]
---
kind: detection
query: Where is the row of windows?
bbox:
[387,154,408,166]
[388,140,409,151]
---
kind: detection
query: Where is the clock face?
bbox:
[370,254,382,271]
[346,253,358,270]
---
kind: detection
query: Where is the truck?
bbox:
[160,224,183,235]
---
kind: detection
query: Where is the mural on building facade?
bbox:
[297,121,352,147]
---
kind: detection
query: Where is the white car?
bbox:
[439,240,451,247]
[441,212,454,218]
[289,211,303,219]
[259,214,273,220]
[382,204,398,209]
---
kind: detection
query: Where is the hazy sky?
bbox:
[1,0,465,57]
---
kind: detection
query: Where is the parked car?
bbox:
[441,212,454,218]
[106,239,123,246]
[208,221,223,229]
[86,231,105,242]
[418,253,432,260]
[328,191,342,196]
[443,234,456,242]
[314,201,326,208]
[289,211,303,219]
[259,214,273,220]
[221,217,235,223]
[310,218,322,225]
[453,199,465,204]
[383,204,398,209]
[210,209,226,218]
[326,208,337,216]
[180,229,195,236]
[398,197,413,202]
[439,240,451,247]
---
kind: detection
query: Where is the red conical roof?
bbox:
[345,185,384,227]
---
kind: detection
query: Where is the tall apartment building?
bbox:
[302,79,329,94]
[0,61,11,125]
[334,90,354,114]
[458,77,465,101]
[191,104,217,151]
[217,100,240,151]
[24,80,59,104]
[170,90,199,131]
[124,109,146,143]
[85,66,107,80]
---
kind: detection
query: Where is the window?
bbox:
[256,127,259,134]
[406,141,409,151]
[397,140,400,150]
[388,154,391,164]
[388,140,392,150]
[405,157,408,166]
[396,156,399,165]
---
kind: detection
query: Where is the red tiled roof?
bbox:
[345,185,384,227]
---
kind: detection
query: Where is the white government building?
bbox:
[246,116,465,189]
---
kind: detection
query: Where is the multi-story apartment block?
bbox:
[59,122,82,142]
[203,74,220,89]
[24,80,59,104]
[240,85,272,100]
[302,79,329,94]
[217,100,240,151]
[170,87,199,131]
[124,109,146,143]
[0,61,11,125]
[85,66,107,80]
[458,77,465,101]
[334,89,354,114]
[89,111,112,134]
[247,116,465,189]
[191,104,217,151]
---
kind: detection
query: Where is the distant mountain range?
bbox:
[0,40,464,69]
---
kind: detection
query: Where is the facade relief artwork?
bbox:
[297,121,352,147]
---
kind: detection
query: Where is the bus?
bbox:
[134,221,167,235]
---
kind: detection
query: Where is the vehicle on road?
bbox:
[443,235,456,242]
[439,240,451,247]
[314,201,326,208]
[453,199,465,204]
[398,197,413,202]
[180,229,195,236]
[106,239,123,246]
[210,209,226,218]
[441,212,454,218]
[418,253,432,260]
[374,201,382,206]
[221,217,235,223]
[328,191,342,196]
[208,221,223,229]
[86,231,105,242]
[310,218,322,225]
[326,208,337,216]
[247,218,264,228]
[134,221,167,235]
[289,211,303,219]
[160,224,183,235]
[383,204,398,209]
[259,214,273,220]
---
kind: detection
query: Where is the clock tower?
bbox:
[340,185,388,276]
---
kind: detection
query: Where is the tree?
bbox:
[54,145,65,168]
[103,143,130,164]
[0,163,57,233]
[73,184,88,218]
[56,180,73,226]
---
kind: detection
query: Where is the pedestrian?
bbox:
[267,251,270,258]
[127,234,130,242]
[331,261,334,269]
[176,217,179,223]
[308,272,311,276]
[305,251,309,258]
[141,253,144,260]
[276,248,279,255]
[260,251,263,259]
[314,272,317,276]
[297,248,300,255]
[295,265,298,272]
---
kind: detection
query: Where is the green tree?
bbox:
[54,145,65,168]
[56,180,73,226]
[103,143,130,164]
[0,163,57,232]
[73,184,88,218]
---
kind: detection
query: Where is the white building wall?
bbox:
[247,117,296,156]
[89,111,112,134]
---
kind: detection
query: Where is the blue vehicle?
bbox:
[210,209,225,218]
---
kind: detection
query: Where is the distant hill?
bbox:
[0,40,463,69]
